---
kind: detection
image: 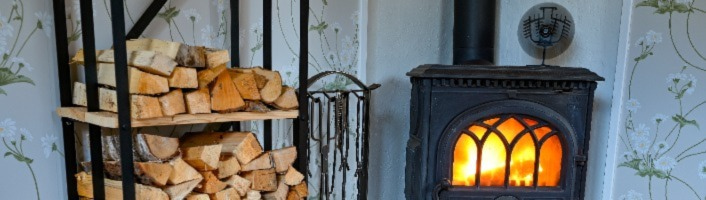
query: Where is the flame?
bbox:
[452,117,562,187]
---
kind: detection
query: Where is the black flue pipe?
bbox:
[453,0,496,65]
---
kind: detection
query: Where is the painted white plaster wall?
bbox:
[497,1,623,199]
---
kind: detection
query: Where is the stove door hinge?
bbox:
[575,155,587,166]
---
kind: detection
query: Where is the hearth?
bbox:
[405,65,603,200]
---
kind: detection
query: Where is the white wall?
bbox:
[497,1,623,199]
[366,0,452,198]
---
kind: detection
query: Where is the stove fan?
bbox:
[519,3,574,66]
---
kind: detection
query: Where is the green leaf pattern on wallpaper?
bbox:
[0,0,49,95]
[620,0,706,199]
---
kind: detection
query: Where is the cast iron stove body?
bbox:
[405,65,603,200]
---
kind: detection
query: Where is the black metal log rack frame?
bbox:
[52,0,310,199]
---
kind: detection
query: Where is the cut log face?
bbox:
[291,181,308,199]
[205,48,230,68]
[252,68,283,103]
[242,168,277,192]
[242,152,273,171]
[283,166,304,186]
[131,95,164,119]
[270,146,297,173]
[76,172,93,198]
[135,162,173,187]
[181,132,263,164]
[159,89,187,116]
[72,82,87,106]
[230,71,262,100]
[129,67,170,95]
[210,187,240,200]
[210,71,246,112]
[76,172,169,200]
[245,190,262,200]
[184,87,212,114]
[287,191,300,200]
[217,155,241,179]
[168,157,204,185]
[99,87,118,112]
[87,49,176,77]
[274,86,299,110]
[197,64,227,88]
[134,133,179,162]
[195,171,228,194]
[224,175,251,196]
[181,144,222,171]
[168,67,198,88]
[97,63,116,87]
[126,38,182,59]
[185,193,210,200]
[164,177,203,200]
[176,44,207,68]
[263,176,289,200]
[244,101,272,113]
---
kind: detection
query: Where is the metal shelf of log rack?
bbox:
[51,0,310,199]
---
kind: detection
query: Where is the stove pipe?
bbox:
[453,0,496,65]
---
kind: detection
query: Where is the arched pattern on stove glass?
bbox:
[452,115,563,187]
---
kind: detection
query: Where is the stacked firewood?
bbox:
[70,38,298,119]
[76,132,308,200]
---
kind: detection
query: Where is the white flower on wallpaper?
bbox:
[619,190,645,200]
[34,11,53,38]
[19,128,32,142]
[632,137,650,154]
[651,113,667,124]
[699,160,706,179]
[0,118,17,138]
[645,30,662,44]
[10,57,32,72]
[626,99,641,112]
[654,156,677,171]
[653,141,669,153]
[629,123,650,139]
[41,134,58,158]
[182,8,201,23]
[200,25,215,47]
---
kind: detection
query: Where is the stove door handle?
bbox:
[432,179,452,200]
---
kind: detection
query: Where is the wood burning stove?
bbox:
[405,65,603,200]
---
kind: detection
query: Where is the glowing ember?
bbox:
[452,117,562,187]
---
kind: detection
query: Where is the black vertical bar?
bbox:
[53,1,78,198]
[125,0,168,39]
[263,0,273,150]
[231,0,240,67]
[79,0,105,199]
[110,0,136,199]
[294,0,310,185]
[359,90,370,199]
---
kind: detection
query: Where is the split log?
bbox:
[205,48,230,68]
[287,191,300,200]
[181,144,222,171]
[159,89,187,116]
[217,155,241,179]
[101,133,121,161]
[176,44,207,68]
[245,190,262,200]
[184,87,212,114]
[210,71,245,112]
[76,172,169,200]
[97,63,116,87]
[230,71,262,100]
[135,133,179,162]
[103,161,122,179]
[168,67,198,88]
[210,188,240,200]
[242,152,273,171]
[168,157,204,185]
[164,178,203,200]
[135,162,173,187]
[72,82,118,112]
[252,68,282,103]
[273,86,298,110]
[263,176,289,200]
[195,171,227,194]
[197,64,227,88]
[181,132,263,164]
[101,50,177,77]
[244,101,272,113]
[291,181,308,199]
[270,146,297,173]
[129,67,170,95]
[72,82,87,106]
[126,38,182,59]
[131,95,164,119]
[224,175,251,196]
[242,168,277,192]
[283,166,304,186]
[185,193,210,200]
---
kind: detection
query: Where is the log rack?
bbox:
[51,0,310,199]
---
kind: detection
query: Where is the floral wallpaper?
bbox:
[0,0,363,199]
[614,0,706,199]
